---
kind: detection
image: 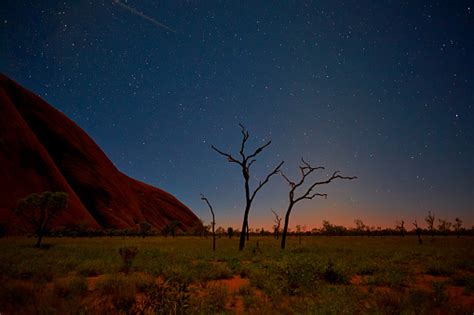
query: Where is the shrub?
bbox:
[96,274,137,313]
[53,276,87,298]
[139,279,190,314]
[118,246,138,274]
[323,260,348,284]
[426,263,454,276]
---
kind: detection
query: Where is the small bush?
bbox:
[432,281,447,306]
[140,279,191,314]
[96,274,137,313]
[426,263,454,276]
[323,260,348,284]
[192,285,228,313]
[357,263,378,275]
[118,246,138,274]
[0,281,35,310]
[53,276,87,298]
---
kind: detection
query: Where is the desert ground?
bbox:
[0,235,473,314]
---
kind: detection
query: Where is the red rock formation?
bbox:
[0,74,201,233]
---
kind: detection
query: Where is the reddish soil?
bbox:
[0,74,201,233]
[207,275,250,292]
[445,286,474,309]
[350,272,474,310]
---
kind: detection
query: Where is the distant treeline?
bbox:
[2,219,472,238]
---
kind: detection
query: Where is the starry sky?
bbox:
[2,1,473,230]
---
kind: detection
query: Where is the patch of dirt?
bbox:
[86,274,107,291]
[413,274,450,291]
[351,275,363,285]
[207,275,250,292]
[445,286,474,309]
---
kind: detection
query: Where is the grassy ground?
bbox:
[0,235,473,314]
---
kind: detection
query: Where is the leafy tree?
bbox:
[227,227,234,239]
[162,220,180,237]
[14,191,68,248]
[138,221,152,238]
[354,219,365,236]
[211,124,283,250]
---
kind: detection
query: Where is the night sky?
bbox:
[2,1,473,230]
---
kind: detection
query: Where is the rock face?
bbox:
[0,74,201,233]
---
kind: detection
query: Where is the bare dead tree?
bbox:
[211,124,284,250]
[453,217,462,238]
[279,158,356,250]
[396,220,406,237]
[413,220,422,244]
[425,211,435,240]
[200,194,216,251]
[271,209,282,239]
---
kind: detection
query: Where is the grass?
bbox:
[0,235,473,314]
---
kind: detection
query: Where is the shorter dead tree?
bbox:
[425,211,435,240]
[200,194,216,251]
[279,158,356,250]
[396,220,406,237]
[453,218,462,238]
[271,209,282,239]
[413,220,422,244]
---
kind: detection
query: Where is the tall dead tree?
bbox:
[279,158,356,250]
[200,194,216,251]
[271,209,282,239]
[212,124,284,251]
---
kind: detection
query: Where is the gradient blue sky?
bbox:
[2,1,473,230]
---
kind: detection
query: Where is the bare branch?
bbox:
[247,140,272,161]
[301,157,311,169]
[295,171,357,203]
[211,145,241,165]
[250,160,285,201]
[279,170,295,187]
[238,123,250,160]
[303,193,328,200]
[248,159,257,169]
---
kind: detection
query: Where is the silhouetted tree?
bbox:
[14,191,68,248]
[413,220,422,244]
[271,209,282,239]
[437,218,452,236]
[425,211,435,239]
[453,217,462,238]
[395,220,406,237]
[211,124,284,250]
[227,227,234,239]
[354,219,365,236]
[162,220,179,237]
[138,221,152,238]
[279,158,356,249]
[200,194,216,251]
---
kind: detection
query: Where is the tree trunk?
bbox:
[280,204,293,250]
[212,224,216,251]
[35,233,43,248]
[239,205,251,251]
